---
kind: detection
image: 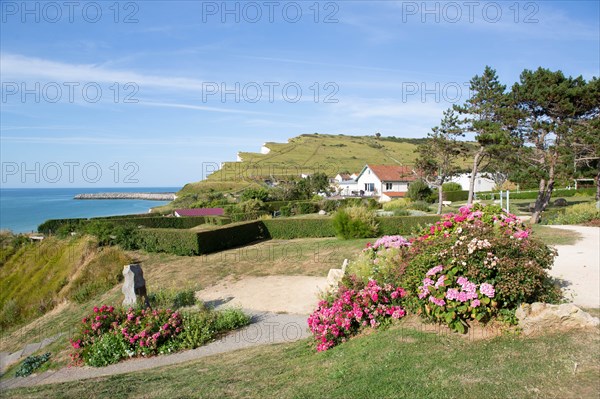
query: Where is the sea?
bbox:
[0,187,180,233]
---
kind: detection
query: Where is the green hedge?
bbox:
[108,216,207,229]
[262,219,336,239]
[196,221,267,253]
[38,218,86,234]
[376,216,441,235]
[138,229,201,256]
[442,191,469,202]
[136,222,267,255]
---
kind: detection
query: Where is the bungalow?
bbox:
[174,208,224,217]
[333,172,359,196]
[356,164,417,201]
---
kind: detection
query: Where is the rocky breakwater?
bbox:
[74,192,176,201]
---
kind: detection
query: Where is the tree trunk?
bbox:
[467,147,485,204]
[437,185,443,215]
[596,162,600,202]
[531,170,556,224]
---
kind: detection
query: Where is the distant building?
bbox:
[356,164,417,200]
[450,173,496,192]
[174,208,224,217]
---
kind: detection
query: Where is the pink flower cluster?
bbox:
[418,266,496,309]
[308,281,407,351]
[71,304,184,362]
[366,235,411,251]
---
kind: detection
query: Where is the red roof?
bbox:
[175,208,224,217]
[382,192,407,198]
[366,165,417,182]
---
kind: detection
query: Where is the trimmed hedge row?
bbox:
[137,229,200,256]
[108,216,208,229]
[137,221,267,255]
[196,221,267,253]
[38,215,227,234]
[376,216,441,235]
[262,218,336,239]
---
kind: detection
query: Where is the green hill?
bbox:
[178,134,426,196]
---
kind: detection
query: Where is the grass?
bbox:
[134,237,372,291]
[5,324,599,399]
[530,225,582,246]
[0,236,131,329]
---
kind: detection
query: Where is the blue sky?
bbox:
[1,0,598,188]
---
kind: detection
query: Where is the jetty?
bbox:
[74,192,176,201]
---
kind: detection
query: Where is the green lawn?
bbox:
[6,323,599,399]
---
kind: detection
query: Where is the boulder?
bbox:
[516,302,599,334]
[318,210,327,215]
[554,198,568,207]
[122,264,149,307]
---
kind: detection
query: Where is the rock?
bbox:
[516,302,600,334]
[122,264,149,307]
[327,259,348,288]
[554,198,568,207]
[318,210,327,215]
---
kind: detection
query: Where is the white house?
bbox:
[356,164,417,201]
[450,173,496,192]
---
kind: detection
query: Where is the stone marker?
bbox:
[122,264,150,307]
[516,302,600,335]
[327,259,348,288]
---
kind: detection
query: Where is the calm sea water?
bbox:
[0,187,179,233]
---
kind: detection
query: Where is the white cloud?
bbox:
[0,53,206,91]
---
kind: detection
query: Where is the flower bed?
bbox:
[70,305,249,367]
[308,204,562,350]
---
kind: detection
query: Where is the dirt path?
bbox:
[546,225,600,308]
[196,275,329,314]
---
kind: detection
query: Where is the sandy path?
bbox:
[196,275,330,315]
[546,225,600,308]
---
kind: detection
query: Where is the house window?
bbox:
[365,183,374,192]
[385,183,393,191]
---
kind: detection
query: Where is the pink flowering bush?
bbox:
[308,280,407,351]
[70,305,249,366]
[418,265,499,333]
[311,204,562,346]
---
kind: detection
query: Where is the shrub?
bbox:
[15,353,51,377]
[241,187,270,202]
[382,199,411,211]
[332,206,379,239]
[544,202,599,225]
[408,201,432,212]
[407,180,432,202]
[308,280,407,351]
[346,236,412,284]
[392,209,410,216]
[442,182,463,192]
